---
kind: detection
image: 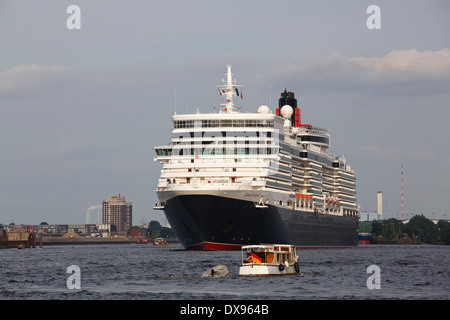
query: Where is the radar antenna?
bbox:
[216,64,243,113]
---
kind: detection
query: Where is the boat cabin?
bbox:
[240,244,299,275]
[242,244,296,264]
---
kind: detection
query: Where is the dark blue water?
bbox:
[1,243,448,300]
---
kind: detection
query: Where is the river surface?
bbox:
[1,243,448,300]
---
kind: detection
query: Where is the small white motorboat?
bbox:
[153,238,168,246]
[239,244,300,276]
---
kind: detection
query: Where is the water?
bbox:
[1,243,448,300]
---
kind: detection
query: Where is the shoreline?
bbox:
[41,236,179,246]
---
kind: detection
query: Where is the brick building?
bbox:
[102,193,132,234]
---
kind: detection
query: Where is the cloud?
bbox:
[0,64,71,96]
[264,48,450,93]
[352,48,450,81]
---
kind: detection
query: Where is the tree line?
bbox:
[371,215,450,245]
[127,220,176,239]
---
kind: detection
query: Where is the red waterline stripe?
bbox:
[186,242,356,250]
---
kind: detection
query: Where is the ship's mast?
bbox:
[217,64,243,113]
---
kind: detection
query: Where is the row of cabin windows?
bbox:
[173,119,274,129]
[156,147,279,156]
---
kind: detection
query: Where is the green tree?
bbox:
[383,218,402,240]
[437,221,450,245]
[371,218,402,241]
[147,220,162,237]
[402,215,438,244]
[371,221,383,236]
[159,227,176,239]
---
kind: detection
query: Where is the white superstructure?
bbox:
[153,65,359,250]
[154,65,359,218]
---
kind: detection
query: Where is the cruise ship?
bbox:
[153,65,360,250]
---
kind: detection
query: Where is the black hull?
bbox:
[163,195,359,250]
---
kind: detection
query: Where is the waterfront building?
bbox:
[102,193,132,234]
[359,211,381,222]
[68,224,97,235]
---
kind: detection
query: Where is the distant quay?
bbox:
[42,236,132,246]
[1,219,178,248]
[42,236,179,246]
[0,230,178,248]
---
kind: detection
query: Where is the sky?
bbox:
[1,0,449,226]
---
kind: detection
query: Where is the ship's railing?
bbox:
[161,159,272,169]
[156,176,268,189]
[157,181,257,191]
[295,126,329,136]
[173,119,275,129]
